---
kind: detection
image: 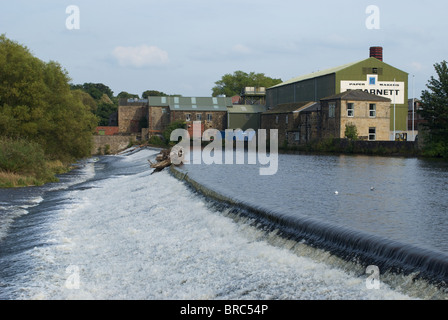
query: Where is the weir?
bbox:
[169,165,448,289]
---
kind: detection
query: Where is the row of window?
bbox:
[329,103,377,118]
[185,113,213,121]
[275,115,288,124]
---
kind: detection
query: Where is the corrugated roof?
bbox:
[227,105,267,114]
[147,96,232,111]
[269,59,365,89]
[321,90,391,102]
[263,101,315,114]
[269,57,409,90]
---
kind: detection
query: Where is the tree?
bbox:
[117,91,139,100]
[142,90,167,99]
[71,83,114,100]
[419,60,448,158]
[344,123,358,140]
[212,71,282,97]
[141,90,181,99]
[0,34,97,162]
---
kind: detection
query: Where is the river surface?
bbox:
[0,147,447,300]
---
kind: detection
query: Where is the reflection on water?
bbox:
[178,151,448,254]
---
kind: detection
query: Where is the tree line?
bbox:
[1,33,447,187]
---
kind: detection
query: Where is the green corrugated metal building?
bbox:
[266,48,409,135]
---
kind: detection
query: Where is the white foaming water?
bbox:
[13,149,415,300]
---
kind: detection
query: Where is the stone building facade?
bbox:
[320,90,391,141]
[117,97,232,139]
[261,101,317,144]
[118,100,148,134]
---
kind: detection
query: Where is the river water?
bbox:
[0,147,447,300]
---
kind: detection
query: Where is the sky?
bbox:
[1,0,447,98]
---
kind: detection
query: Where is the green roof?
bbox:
[263,101,316,114]
[269,57,408,89]
[269,59,365,89]
[227,105,267,114]
[147,96,232,111]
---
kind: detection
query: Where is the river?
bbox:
[0,147,447,300]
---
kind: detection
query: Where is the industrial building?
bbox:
[266,47,408,140]
[117,96,232,139]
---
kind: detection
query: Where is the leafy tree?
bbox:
[71,83,114,100]
[96,103,118,126]
[142,90,167,98]
[212,71,282,97]
[163,120,186,145]
[0,34,98,163]
[141,90,181,99]
[419,60,448,158]
[117,91,139,100]
[344,123,358,140]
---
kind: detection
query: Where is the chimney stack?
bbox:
[370,46,383,61]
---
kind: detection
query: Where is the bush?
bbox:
[148,135,165,147]
[0,137,56,183]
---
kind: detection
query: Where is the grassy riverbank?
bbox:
[0,137,72,188]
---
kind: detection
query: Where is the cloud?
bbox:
[410,61,424,71]
[112,45,169,67]
[231,44,252,55]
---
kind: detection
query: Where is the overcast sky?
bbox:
[1,0,446,98]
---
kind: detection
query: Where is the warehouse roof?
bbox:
[321,90,391,102]
[227,105,267,113]
[269,57,408,90]
[147,96,232,111]
[269,60,364,89]
[263,101,316,114]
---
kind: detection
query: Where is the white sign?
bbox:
[341,75,405,104]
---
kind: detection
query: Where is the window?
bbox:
[196,114,202,121]
[285,115,289,124]
[329,103,336,118]
[294,132,300,141]
[186,113,191,121]
[369,104,376,117]
[369,127,376,141]
[275,115,279,124]
[347,103,354,117]
[207,114,212,121]
[162,108,167,114]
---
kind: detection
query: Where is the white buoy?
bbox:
[334,191,339,195]
[370,187,375,191]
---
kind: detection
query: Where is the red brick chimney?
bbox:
[370,46,383,61]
